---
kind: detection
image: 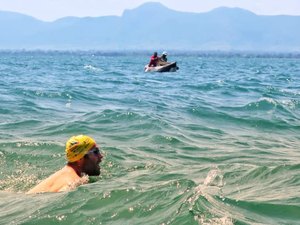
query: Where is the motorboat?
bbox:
[144,62,179,73]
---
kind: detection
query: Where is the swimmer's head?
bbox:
[66,135,96,162]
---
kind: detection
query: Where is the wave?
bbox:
[242,97,300,111]
[188,99,300,131]
[1,53,300,225]
[1,148,299,225]
[83,64,103,72]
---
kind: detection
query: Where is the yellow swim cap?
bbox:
[65,135,96,162]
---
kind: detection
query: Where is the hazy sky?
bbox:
[0,0,300,21]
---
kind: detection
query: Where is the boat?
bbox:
[144,62,179,73]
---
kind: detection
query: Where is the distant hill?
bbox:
[0,2,300,51]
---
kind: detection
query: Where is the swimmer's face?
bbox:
[82,147,103,176]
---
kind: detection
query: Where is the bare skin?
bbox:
[27,148,103,194]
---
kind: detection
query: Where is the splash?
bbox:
[204,168,224,187]
[186,168,232,225]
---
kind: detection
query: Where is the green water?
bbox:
[0,52,300,225]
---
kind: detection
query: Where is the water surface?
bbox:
[0,51,300,225]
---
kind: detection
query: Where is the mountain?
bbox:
[0,2,299,51]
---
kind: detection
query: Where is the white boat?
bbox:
[144,62,179,73]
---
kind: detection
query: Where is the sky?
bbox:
[0,0,300,21]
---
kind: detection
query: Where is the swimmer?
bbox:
[27,135,103,194]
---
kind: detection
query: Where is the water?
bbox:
[0,51,300,225]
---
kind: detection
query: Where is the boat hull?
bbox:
[145,62,179,72]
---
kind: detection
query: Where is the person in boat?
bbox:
[27,135,103,194]
[158,51,170,66]
[160,51,168,62]
[148,52,159,67]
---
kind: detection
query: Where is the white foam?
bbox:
[204,168,224,187]
[196,215,234,225]
[65,102,72,108]
[84,64,103,72]
[258,97,277,105]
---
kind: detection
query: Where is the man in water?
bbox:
[148,52,159,67]
[27,135,103,194]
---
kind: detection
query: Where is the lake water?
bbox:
[0,51,300,225]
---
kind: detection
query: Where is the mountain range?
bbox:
[0,2,299,52]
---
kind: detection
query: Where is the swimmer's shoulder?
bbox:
[27,166,80,194]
